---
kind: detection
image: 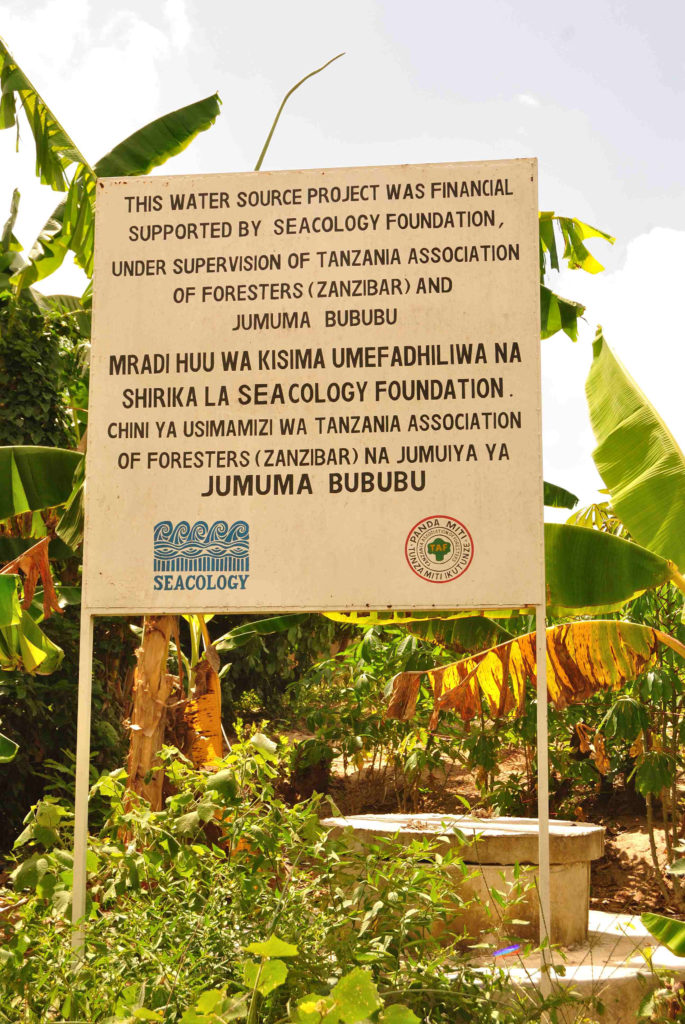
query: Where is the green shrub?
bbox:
[0,736,568,1023]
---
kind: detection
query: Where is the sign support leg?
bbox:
[535,603,551,992]
[71,611,94,955]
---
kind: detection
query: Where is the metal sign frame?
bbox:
[70,156,551,961]
[71,611,550,955]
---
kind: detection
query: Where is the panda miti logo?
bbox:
[405,515,474,583]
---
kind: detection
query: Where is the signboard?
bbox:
[84,158,542,613]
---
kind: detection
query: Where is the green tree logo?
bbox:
[427,538,451,562]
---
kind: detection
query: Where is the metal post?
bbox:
[71,611,94,955]
[535,602,551,992]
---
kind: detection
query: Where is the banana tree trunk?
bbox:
[183,657,223,766]
[126,614,176,810]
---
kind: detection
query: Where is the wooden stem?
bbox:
[126,615,176,810]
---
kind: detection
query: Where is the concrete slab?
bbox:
[463,911,685,1024]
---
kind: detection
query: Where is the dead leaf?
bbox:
[629,735,644,758]
[385,621,685,731]
[575,722,593,754]
[0,537,62,618]
[204,644,220,674]
[386,672,420,721]
[592,733,610,775]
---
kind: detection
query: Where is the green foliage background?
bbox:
[0,303,80,447]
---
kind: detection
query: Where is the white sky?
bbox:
[0,0,682,512]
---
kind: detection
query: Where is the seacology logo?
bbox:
[153,520,250,592]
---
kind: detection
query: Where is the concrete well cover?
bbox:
[321,813,604,865]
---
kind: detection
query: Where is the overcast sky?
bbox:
[0,0,682,512]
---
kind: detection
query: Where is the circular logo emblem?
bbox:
[405,515,474,583]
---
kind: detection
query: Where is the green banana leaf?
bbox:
[0,38,85,191]
[0,189,27,294]
[543,481,578,509]
[540,285,586,341]
[566,501,628,538]
[0,191,65,311]
[25,585,81,624]
[539,212,614,277]
[545,523,677,615]
[538,213,614,341]
[586,329,685,571]
[0,447,82,520]
[56,457,85,549]
[0,574,21,627]
[1,186,21,251]
[401,615,514,655]
[0,536,76,561]
[95,93,221,177]
[641,912,685,957]
[214,613,310,653]
[14,93,221,286]
[0,731,18,762]
[0,547,65,678]
[0,608,63,674]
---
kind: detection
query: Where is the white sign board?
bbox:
[84,158,542,613]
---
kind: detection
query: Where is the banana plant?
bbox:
[0,36,221,287]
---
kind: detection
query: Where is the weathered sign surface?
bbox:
[84,158,542,612]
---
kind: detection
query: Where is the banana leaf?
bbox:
[539,212,614,341]
[401,615,514,655]
[0,536,76,562]
[1,186,21,251]
[0,37,85,190]
[543,481,578,509]
[1,538,62,620]
[25,585,81,624]
[0,731,18,762]
[539,212,614,277]
[586,329,685,571]
[56,457,85,549]
[214,613,310,653]
[14,93,221,286]
[0,608,63,674]
[641,913,685,957]
[0,447,82,520]
[540,285,585,341]
[544,524,677,615]
[0,545,64,676]
[386,620,685,728]
[0,574,21,627]
[95,93,221,177]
